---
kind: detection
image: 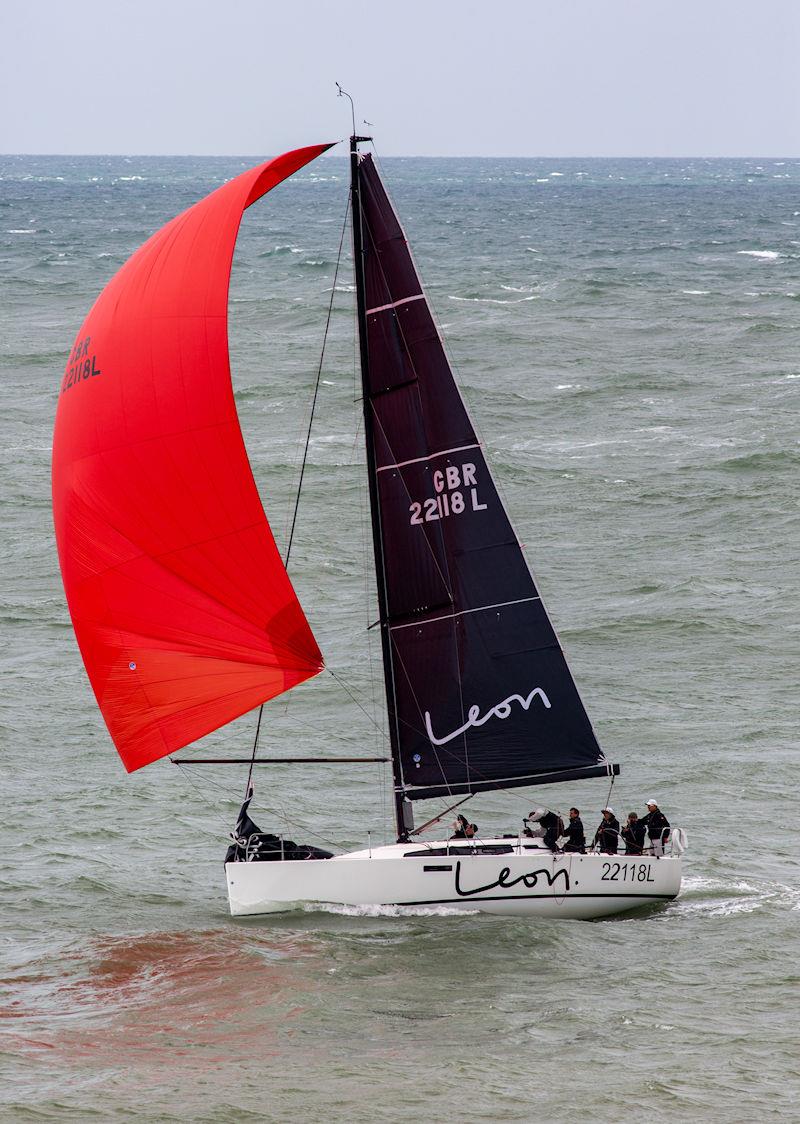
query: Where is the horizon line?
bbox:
[2,151,799,161]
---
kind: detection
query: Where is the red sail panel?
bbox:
[52,145,331,772]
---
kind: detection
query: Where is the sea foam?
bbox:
[737,250,781,260]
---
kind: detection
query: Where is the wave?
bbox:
[675,875,800,918]
[715,449,798,472]
[744,320,783,334]
[257,245,306,257]
[301,901,474,918]
[737,250,781,260]
[449,294,538,305]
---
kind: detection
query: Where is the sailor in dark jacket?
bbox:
[526,808,563,851]
[640,799,670,855]
[593,807,620,854]
[562,807,586,853]
[621,812,647,855]
[450,814,477,840]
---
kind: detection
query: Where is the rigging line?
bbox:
[174,761,244,797]
[411,794,474,837]
[242,198,350,787]
[604,772,616,813]
[174,763,239,836]
[266,709,376,746]
[284,189,352,570]
[245,701,264,798]
[389,641,507,794]
[257,787,343,852]
[327,667,386,735]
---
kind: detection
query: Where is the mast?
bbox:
[350,134,410,842]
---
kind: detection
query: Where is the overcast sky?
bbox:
[2,0,798,157]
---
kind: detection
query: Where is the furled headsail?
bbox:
[352,149,616,804]
[52,145,331,772]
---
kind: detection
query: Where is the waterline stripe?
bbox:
[366,293,425,316]
[377,442,482,473]
[390,596,539,631]
[394,892,678,906]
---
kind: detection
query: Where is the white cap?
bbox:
[602,806,614,814]
[529,808,545,821]
[645,798,658,807]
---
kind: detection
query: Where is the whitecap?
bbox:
[525,247,540,253]
[6,229,34,234]
[681,290,710,295]
[303,901,473,918]
[449,294,538,305]
[737,250,781,260]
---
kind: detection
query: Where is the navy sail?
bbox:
[351,146,616,821]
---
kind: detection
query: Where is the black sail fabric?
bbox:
[357,153,614,801]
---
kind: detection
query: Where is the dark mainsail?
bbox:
[350,143,616,833]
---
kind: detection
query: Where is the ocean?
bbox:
[1,153,798,1121]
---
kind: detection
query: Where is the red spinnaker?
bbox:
[52,145,331,772]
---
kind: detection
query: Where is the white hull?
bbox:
[226,838,682,920]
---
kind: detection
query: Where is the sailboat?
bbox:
[52,135,684,919]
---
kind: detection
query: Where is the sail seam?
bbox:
[376,442,482,472]
[366,293,424,316]
[389,596,540,631]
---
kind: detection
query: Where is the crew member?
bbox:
[450,814,478,840]
[593,807,620,854]
[640,799,670,855]
[621,812,646,855]
[526,808,563,852]
[562,807,586,853]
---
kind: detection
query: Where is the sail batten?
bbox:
[53,145,332,772]
[353,150,611,811]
